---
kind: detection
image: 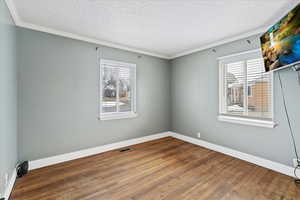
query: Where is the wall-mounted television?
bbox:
[260,3,300,72]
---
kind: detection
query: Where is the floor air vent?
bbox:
[119,148,131,152]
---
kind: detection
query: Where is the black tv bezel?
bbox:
[259,2,300,72]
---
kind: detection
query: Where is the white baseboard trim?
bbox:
[29,131,295,178]
[3,168,17,200]
[170,132,295,177]
[29,132,171,170]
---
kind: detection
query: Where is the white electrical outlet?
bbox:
[197,132,201,138]
[293,158,300,167]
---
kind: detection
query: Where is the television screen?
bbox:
[260,3,300,72]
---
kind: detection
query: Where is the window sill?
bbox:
[99,113,138,121]
[217,115,276,128]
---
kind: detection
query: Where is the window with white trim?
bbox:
[219,50,274,127]
[99,59,137,120]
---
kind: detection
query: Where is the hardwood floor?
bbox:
[11,137,300,200]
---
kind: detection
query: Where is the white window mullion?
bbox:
[99,64,103,116]
[225,64,228,114]
[99,59,137,120]
[218,49,274,128]
[270,71,274,119]
[131,68,136,113]
[219,62,223,114]
[243,61,248,116]
[116,68,120,113]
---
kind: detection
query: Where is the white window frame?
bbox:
[218,49,276,128]
[99,59,137,120]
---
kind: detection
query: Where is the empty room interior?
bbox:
[2,0,300,199]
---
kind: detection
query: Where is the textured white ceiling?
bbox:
[9,0,298,58]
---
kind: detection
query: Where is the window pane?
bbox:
[220,51,273,121]
[247,59,272,119]
[119,67,132,112]
[102,67,118,113]
[225,61,245,115]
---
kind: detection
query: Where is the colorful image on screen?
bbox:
[260,3,300,72]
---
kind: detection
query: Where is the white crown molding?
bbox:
[169,0,300,59]
[169,27,266,59]
[3,0,171,59]
[4,0,300,60]
[3,0,21,25]
[19,22,171,59]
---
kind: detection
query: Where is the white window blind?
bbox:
[219,50,273,123]
[99,59,137,120]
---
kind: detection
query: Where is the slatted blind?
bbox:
[225,61,245,114]
[118,67,132,112]
[246,58,272,119]
[220,51,273,120]
[100,60,136,115]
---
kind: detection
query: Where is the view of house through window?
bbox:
[102,67,118,113]
[220,53,273,120]
[100,59,136,119]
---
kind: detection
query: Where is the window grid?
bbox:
[220,56,273,121]
[99,59,137,120]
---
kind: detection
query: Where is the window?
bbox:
[218,49,275,128]
[99,59,137,120]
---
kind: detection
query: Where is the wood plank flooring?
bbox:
[11,137,300,200]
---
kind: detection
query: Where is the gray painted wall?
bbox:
[5,4,299,180]
[17,28,300,168]
[171,35,300,167]
[0,0,18,196]
[17,28,171,161]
